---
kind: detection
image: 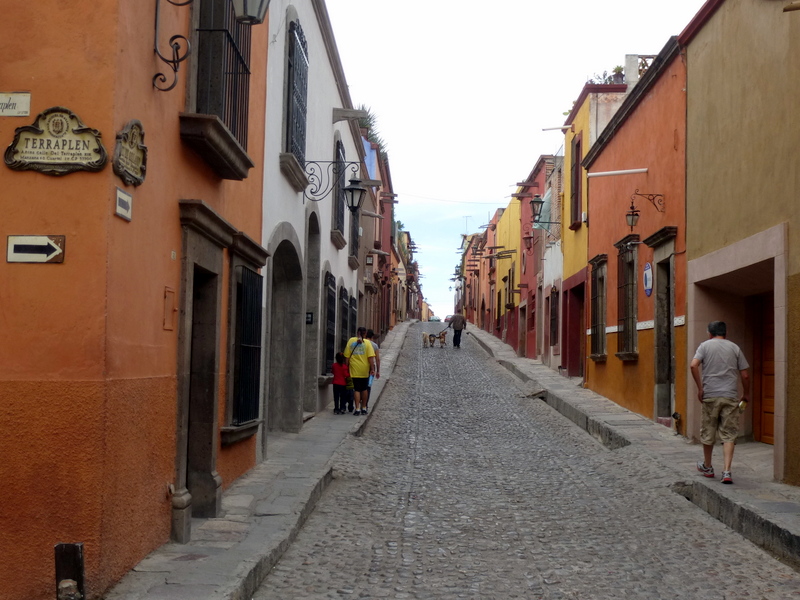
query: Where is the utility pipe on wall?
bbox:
[587,168,648,178]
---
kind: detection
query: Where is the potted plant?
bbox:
[612,66,624,84]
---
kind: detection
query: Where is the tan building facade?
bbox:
[682,0,799,482]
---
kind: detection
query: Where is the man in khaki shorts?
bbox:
[691,321,749,484]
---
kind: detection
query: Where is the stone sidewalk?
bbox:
[104,321,413,600]
[465,325,800,571]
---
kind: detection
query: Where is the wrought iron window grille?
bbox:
[195,3,252,148]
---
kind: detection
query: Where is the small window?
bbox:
[285,20,308,165]
[616,242,638,358]
[339,287,349,352]
[232,266,262,425]
[196,0,252,148]
[180,0,254,180]
[323,272,336,374]
[349,297,358,338]
[349,206,360,258]
[550,288,559,346]
[569,134,582,230]
[590,255,608,359]
[333,141,346,234]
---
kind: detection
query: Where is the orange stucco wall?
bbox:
[583,53,687,424]
[0,2,266,598]
[587,326,687,432]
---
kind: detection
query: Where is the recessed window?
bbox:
[339,287,350,353]
[550,289,559,346]
[323,272,336,374]
[286,20,308,165]
[616,241,638,359]
[569,134,582,230]
[333,141,346,234]
[180,0,255,180]
[590,255,608,360]
[231,266,262,424]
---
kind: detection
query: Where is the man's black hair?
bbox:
[708,321,727,337]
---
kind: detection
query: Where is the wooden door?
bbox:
[753,293,775,445]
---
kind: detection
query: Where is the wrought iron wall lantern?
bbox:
[626,189,664,231]
[625,200,640,232]
[530,194,560,225]
[302,160,366,213]
[631,189,665,213]
[522,235,534,253]
[232,0,270,24]
[154,0,269,92]
[520,222,537,255]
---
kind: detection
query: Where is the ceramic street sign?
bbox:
[4,106,107,176]
[7,235,65,263]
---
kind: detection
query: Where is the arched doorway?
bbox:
[303,212,322,413]
[268,239,304,433]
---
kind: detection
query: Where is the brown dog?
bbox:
[437,330,447,347]
[423,332,436,348]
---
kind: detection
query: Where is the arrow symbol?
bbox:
[7,235,65,263]
[14,240,60,256]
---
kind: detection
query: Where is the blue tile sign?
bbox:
[643,262,653,297]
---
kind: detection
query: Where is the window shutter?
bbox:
[232,266,262,425]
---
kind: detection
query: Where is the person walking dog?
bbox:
[447,313,467,348]
[691,321,749,484]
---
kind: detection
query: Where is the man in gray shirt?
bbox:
[691,321,749,484]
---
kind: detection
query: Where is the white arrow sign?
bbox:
[7,235,65,263]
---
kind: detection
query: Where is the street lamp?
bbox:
[625,199,640,231]
[344,177,367,214]
[303,161,366,216]
[231,0,270,24]
[530,194,560,225]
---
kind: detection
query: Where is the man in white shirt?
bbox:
[691,321,749,484]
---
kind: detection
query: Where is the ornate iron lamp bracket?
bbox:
[631,189,665,212]
[302,160,361,203]
[154,0,194,92]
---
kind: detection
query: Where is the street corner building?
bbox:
[0,1,271,598]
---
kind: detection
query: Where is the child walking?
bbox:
[331,352,351,414]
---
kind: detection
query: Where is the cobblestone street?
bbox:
[253,323,800,599]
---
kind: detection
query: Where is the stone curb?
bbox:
[225,467,334,600]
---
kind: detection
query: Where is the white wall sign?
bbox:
[643,262,653,297]
[7,235,65,263]
[0,92,31,117]
[115,187,133,221]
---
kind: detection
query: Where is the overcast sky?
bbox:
[327,0,706,319]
